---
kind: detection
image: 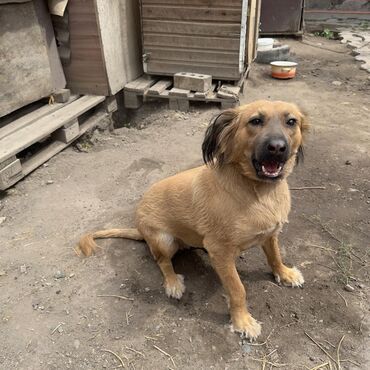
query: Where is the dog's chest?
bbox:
[235,195,289,248]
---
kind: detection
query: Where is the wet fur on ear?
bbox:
[202,109,237,167]
[296,111,309,165]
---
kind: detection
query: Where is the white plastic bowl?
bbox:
[257,38,274,51]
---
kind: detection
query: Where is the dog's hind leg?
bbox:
[262,235,304,287]
[143,229,186,300]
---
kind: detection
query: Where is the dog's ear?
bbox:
[296,111,309,165]
[202,109,237,167]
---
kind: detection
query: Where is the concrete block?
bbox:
[169,98,179,110]
[174,72,212,92]
[178,99,190,112]
[53,119,79,143]
[53,89,71,103]
[0,157,23,190]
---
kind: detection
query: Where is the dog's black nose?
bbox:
[266,138,287,154]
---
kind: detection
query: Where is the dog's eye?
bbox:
[286,118,297,126]
[249,118,263,126]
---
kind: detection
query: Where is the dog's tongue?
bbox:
[262,160,279,174]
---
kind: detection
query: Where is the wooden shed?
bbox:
[141,0,261,81]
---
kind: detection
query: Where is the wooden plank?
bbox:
[143,34,240,51]
[169,87,190,97]
[125,76,157,92]
[0,95,79,141]
[142,19,240,37]
[144,47,239,65]
[0,158,23,191]
[147,61,240,80]
[148,79,172,95]
[0,96,105,163]
[21,111,108,179]
[142,0,242,5]
[142,5,241,22]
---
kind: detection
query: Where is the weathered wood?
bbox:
[0,0,65,118]
[144,34,240,52]
[148,80,172,95]
[147,61,240,80]
[0,95,105,163]
[52,119,80,143]
[142,5,241,22]
[20,111,108,184]
[0,158,23,191]
[217,84,240,100]
[169,88,190,98]
[142,19,240,37]
[142,0,242,5]
[125,76,157,93]
[61,0,142,96]
[0,95,79,141]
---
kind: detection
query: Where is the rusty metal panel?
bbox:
[141,0,257,80]
[260,0,304,35]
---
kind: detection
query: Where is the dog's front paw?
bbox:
[274,266,304,287]
[164,274,186,299]
[230,313,261,340]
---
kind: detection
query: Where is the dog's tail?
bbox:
[78,228,144,257]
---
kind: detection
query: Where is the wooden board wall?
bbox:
[141,0,246,80]
[60,0,142,96]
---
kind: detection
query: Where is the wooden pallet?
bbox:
[0,95,106,190]
[124,75,241,111]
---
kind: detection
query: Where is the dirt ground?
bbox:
[1,36,369,370]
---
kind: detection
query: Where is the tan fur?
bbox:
[78,100,309,339]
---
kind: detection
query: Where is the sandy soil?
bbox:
[0,36,369,370]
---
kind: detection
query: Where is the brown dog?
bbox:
[79,100,309,339]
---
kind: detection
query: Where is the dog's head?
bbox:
[202,100,309,182]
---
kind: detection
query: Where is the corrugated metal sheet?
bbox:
[141,0,247,80]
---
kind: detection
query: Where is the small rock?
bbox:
[0,217,6,225]
[20,265,27,274]
[43,163,49,167]
[332,81,342,86]
[241,342,252,354]
[46,180,54,185]
[348,188,359,193]
[144,287,150,292]
[309,356,316,362]
[54,271,66,279]
[0,270,6,277]
[345,160,352,165]
[56,290,61,295]
[357,283,365,289]
[39,305,45,311]
[73,339,80,349]
[57,325,63,333]
[69,273,75,278]
[344,284,355,292]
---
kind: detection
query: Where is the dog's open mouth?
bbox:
[253,158,284,179]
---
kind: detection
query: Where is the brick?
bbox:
[52,119,79,143]
[174,72,212,92]
[0,158,23,190]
